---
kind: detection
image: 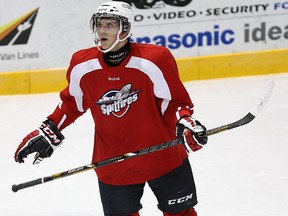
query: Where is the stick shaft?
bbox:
[12,138,181,192]
[10,111,255,192]
[206,113,255,136]
[9,110,263,192]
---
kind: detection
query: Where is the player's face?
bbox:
[96,18,124,51]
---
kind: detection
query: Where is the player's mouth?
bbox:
[100,38,108,43]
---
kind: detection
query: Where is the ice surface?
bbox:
[1,73,287,216]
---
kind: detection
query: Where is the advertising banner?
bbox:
[0,0,288,72]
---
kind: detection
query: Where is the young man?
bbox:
[14,1,207,215]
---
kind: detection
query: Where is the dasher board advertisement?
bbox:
[0,0,287,72]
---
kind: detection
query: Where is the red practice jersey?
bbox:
[48,43,194,185]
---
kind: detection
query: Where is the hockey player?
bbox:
[14,1,207,216]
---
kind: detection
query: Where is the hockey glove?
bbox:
[14,119,64,164]
[176,116,208,152]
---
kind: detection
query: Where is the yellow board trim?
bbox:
[0,68,67,95]
[177,48,288,82]
[1,49,288,95]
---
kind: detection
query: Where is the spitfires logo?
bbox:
[96,84,140,118]
[113,0,192,9]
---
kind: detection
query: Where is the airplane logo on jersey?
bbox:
[0,8,39,46]
[96,84,140,118]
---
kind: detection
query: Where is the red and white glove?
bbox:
[176,116,208,152]
[14,119,64,164]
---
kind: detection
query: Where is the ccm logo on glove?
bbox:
[40,123,62,145]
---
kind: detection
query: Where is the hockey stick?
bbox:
[12,80,274,192]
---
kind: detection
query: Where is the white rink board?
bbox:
[0,0,288,72]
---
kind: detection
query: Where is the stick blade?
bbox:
[250,80,274,117]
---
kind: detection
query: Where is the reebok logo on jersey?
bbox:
[96,84,140,118]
